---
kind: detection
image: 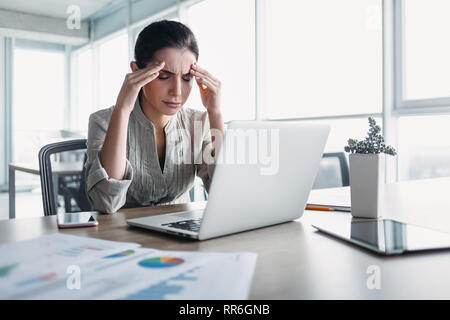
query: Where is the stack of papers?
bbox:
[0,234,257,300]
[307,186,351,211]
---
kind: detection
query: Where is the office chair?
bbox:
[38,139,92,216]
[312,152,350,189]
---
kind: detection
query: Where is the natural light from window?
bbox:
[403,0,450,100]
[186,0,255,121]
[71,47,93,133]
[398,115,450,181]
[13,46,65,187]
[265,0,382,119]
[98,32,129,110]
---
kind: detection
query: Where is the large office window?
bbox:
[59,0,450,187]
[186,0,255,121]
[71,47,94,133]
[402,0,450,101]
[98,32,129,109]
[398,115,450,181]
[71,32,129,132]
[394,0,450,181]
[13,45,65,186]
[265,0,382,119]
[306,117,382,153]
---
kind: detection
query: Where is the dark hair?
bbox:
[134,20,199,101]
[134,20,199,69]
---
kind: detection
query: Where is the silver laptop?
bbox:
[127,121,330,240]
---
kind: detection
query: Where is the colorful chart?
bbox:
[0,264,18,278]
[104,250,135,259]
[138,257,185,269]
[17,272,57,287]
[59,246,103,257]
[124,267,200,300]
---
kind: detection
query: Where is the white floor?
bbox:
[0,189,44,221]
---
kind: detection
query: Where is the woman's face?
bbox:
[139,47,197,116]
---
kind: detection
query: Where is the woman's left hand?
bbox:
[190,63,221,114]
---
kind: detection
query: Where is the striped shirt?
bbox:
[85,98,215,213]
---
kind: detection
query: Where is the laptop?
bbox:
[127,121,330,240]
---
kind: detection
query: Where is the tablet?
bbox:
[312,219,450,255]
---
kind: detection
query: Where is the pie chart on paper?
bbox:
[138,257,185,268]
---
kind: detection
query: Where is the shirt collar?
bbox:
[132,98,177,133]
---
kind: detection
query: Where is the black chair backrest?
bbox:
[38,139,92,216]
[313,152,350,189]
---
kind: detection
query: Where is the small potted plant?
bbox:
[344,117,396,218]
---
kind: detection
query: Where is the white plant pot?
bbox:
[349,153,385,219]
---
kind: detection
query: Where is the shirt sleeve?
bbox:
[195,112,217,193]
[84,111,133,213]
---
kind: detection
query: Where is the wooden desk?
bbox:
[8,162,84,219]
[2,177,450,299]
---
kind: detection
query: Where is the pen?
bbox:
[305,204,335,211]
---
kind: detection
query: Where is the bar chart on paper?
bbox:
[124,266,200,299]
[123,253,257,300]
[104,250,136,258]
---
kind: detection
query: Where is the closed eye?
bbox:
[159,69,193,81]
[158,75,192,82]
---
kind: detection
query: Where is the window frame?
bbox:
[393,0,450,112]
[5,0,450,189]
[62,0,450,185]
[183,0,257,121]
[10,40,68,190]
[1,37,13,189]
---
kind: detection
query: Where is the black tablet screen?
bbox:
[313,219,450,255]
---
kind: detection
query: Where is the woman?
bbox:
[85,20,224,213]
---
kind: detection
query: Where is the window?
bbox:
[71,47,94,133]
[186,0,256,121]
[98,32,129,109]
[394,0,450,181]
[265,0,382,119]
[301,117,382,153]
[402,0,450,101]
[13,46,65,187]
[70,32,129,133]
[398,115,450,181]
[27,0,450,190]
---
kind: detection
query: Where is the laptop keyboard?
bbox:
[161,218,202,233]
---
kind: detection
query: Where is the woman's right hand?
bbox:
[115,61,165,115]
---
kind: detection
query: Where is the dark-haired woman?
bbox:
[85,20,224,213]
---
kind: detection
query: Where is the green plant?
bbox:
[344,117,397,155]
